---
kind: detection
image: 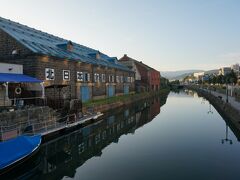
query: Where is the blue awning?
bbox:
[0,73,42,83]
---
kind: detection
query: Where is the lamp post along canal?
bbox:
[226,84,229,103]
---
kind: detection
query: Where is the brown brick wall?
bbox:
[0,56,38,77]
[0,29,32,56]
[0,31,135,101]
[0,55,135,100]
[92,65,107,97]
[116,70,123,94]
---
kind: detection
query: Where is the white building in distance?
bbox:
[219,67,231,76]
[231,63,240,76]
[193,72,205,80]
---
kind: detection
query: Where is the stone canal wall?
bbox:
[82,89,170,113]
[188,86,240,133]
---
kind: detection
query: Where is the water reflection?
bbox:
[184,89,198,97]
[207,103,213,114]
[221,123,233,145]
[36,95,168,180]
[4,90,240,180]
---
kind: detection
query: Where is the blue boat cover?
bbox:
[0,135,41,169]
[0,73,42,83]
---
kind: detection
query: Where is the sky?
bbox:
[0,0,240,71]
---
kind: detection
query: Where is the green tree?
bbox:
[217,74,224,84]
[170,80,180,85]
[212,76,217,85]
[225,70,237,84]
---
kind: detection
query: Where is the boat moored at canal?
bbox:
[0,135,41,176]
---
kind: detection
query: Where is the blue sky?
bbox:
[1,0,240,71]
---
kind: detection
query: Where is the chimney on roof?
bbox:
[96,51,101,60]
[124,54,127,57]
[67,41,74,52]
[57,41,74,52]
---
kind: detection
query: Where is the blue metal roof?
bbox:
[0,73,42,83]
[0,17,132,72]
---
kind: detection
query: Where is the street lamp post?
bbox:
[226,84,229,103]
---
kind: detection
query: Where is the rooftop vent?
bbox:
[108,57,118,64]
[88,51,101,60]
[67,41,74,51]
[96,51,101,60]
[56,41,74,52]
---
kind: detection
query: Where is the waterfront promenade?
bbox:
[209,91,240,112]
[198,87,240,127]
[200,87,240,113]
[188,85,240,123]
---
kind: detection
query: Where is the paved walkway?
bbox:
[203,89,240,112]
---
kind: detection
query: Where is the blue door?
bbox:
[124,85,129,95]
[108,85,115,97]
[81,86,90,102]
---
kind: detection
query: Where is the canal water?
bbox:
[7,90,240,180]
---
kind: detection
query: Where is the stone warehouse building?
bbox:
[0,17,135,105]
[119,54,160,92]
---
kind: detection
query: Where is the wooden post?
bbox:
[59,88,61,108]
[226,84,229,103]
[41,82,45,98]
[54,85,56,108]
[4,82,9,106]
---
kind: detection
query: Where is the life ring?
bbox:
[15,87,22,95]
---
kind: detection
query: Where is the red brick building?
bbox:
[119,54,160,92]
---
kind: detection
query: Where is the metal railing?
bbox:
[0,113,78,141]
[0,96,70,110]
[0,97,46,110]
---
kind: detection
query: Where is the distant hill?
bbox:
[161,70,203,80]
[204,69,219,75]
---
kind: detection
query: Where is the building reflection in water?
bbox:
[28,95,169,180]
[184,89,198,97]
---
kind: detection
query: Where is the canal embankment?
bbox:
[0,89,170,142]
[187,85,240,134]
[82,88,170,114]
[41,90,170,142]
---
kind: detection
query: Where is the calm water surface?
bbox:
[11,91,240,179]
